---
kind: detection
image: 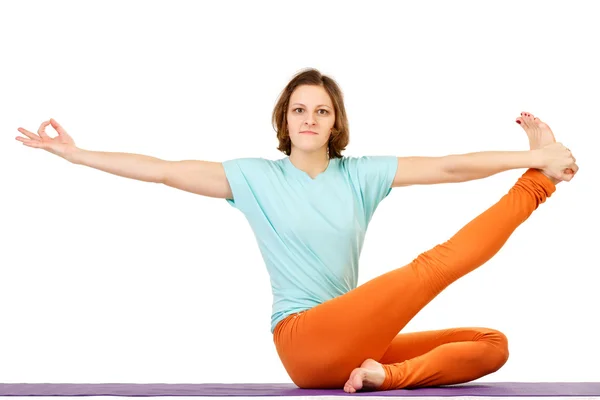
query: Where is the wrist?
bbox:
[64,147,84,164]
[530,149,546,169]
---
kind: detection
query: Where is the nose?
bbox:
[305,117,316,126]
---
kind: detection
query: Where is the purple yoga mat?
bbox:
[0,382,599,397]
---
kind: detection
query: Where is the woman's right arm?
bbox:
[67,150,233,199]
[162,159,233,199]
[17,118,233,199]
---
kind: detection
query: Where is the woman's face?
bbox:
[286,84,335,154]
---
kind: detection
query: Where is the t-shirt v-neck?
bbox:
[283,156,334,182]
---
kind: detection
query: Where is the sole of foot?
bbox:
[344,358,386,393]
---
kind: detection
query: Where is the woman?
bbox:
[16,68,577,392]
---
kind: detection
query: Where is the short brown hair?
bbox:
[272,68,349,159]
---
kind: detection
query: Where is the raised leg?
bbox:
[274,167,555,390]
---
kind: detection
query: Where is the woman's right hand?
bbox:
[16,118,78,159]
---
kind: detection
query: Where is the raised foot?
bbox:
[516,111,565,185]
[343,358,386,393]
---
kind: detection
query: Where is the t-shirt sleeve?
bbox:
[345,155,398,223]
[221,157,268,215]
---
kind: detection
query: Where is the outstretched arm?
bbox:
[391,150,544,187]
[16,118,233,199]
[67,148,233,198]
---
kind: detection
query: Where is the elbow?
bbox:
[442,156,478,183]
[440,156,462,182]
[441,155,459,175]
[158,160,171,185]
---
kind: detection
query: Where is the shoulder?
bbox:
[338,155,397,170]
[223,157,281,171]
[222,157,286,182]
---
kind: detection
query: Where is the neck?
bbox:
[289,148,330,177]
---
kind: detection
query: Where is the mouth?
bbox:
[300,131,318,135]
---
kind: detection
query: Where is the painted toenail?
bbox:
[516,120,521,124]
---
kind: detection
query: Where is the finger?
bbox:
[18,138,42,148]
[49,118,67,136]
[570,163,579,174]
[17,127,40,141]
[15,136,35,144]
[562,165,578,180]
[38,120,52,140]
[564,162,576,173]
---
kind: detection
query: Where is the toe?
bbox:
[520,112,530,128]
[526,112,536,127]
[346,382,355,393]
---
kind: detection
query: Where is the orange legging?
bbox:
[272,168,556,390]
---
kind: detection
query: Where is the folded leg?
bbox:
[378,327,509,389]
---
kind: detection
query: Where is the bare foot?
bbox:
[515,111,566,184]
[343,358,386,393]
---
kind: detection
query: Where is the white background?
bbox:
[1,0,599,388]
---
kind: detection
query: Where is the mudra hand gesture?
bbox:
[16,118,77,159]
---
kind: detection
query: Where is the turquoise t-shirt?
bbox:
[222,155,398,333]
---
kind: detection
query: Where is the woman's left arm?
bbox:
[391,150,544,187]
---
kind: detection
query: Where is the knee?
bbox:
[481,328,510,372]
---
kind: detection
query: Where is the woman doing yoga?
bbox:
[15,68,578,392]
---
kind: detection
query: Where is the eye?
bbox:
[293,108,329,115]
